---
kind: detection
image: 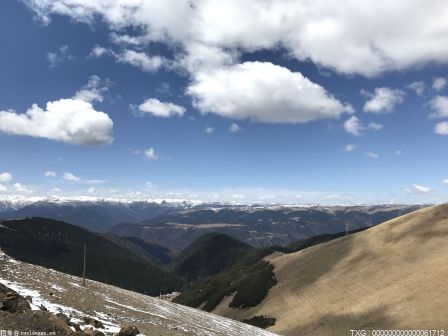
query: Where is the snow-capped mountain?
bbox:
[0,197,201,231]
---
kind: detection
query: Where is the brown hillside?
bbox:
[214,204,448,335]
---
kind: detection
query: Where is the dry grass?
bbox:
[213,204,448,335]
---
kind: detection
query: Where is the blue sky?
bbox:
[1,0,448,204]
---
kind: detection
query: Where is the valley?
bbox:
[1,202,446,335]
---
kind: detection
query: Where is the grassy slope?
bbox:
[173,229,370,313]
[215,204,448,335]
[0,217,182,296]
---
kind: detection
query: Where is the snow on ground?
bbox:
[0,249,280,336]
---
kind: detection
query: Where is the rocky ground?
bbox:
[0,249,279,336]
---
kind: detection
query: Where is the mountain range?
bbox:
[0,198,425,256]
[1,203,446,334]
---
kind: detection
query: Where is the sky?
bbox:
[0,0,448,205]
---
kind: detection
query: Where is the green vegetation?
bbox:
[242,315,276,329]
[174,259,277,311]
[0,217,182,296]
[170,233,254,281]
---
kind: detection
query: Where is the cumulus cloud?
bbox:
[137,98,185,118]
[62,172,105,184]
[205,127,214,134]
[0,184,7,192]
[44,171,56,177]
[366,151,379,159]
[187,62,353,124]
[363,87,405,113]
[117,50,164,72]
[73,75,110,103]
[89,46,165,73]
[47,45,73,68]
[0,172,12,183]
[25,0,448,76]
[407,81,426,96]
[344,116,363,136]
[433,77,447,91]
[13,183,31,193]
[229,123,241,133]
[63,172,80,182]
[367,122,383,131]
[344,144,355,152]
[435,121,448,135]
[89,45,109,58]
[0,98,113,145]
[429,96,448,118]
[144,148,158,160]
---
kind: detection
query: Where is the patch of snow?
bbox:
[0,278,121,335]
[105,298,168,319]
[50,284,65,292]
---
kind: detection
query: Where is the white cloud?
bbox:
[73,75,109,103]
[229,123,241,133]
[137,98,185,118]
[433,77,447,91]
[117,50,164,72]
[366,151,379,159]
[205,127,214,134]
[344,144,355,152]
[435,121,448,135]
[26,0,448,76]
[87,187,96,194]
[410,184,431,194]
[13,183,31,193]
[407,81,426,96]
[0,98,113,145]
[363,87,405,113]
[344,116,363,136]
[63,172,81,182]
[395,150,402,155]
[44,171,56,177]
[144,148,158,160]
[89,46,166,73]
[429,96,448,118]
[85,179,107,184]
[89,45,109,58]
[110,33,151,46]
[442,179,448,185]
[187,62,353,124]
[0,184,7,192]
[367,122,383,131]
[0,172,12,183]
[62,172,105,184]
[47,45,73,68]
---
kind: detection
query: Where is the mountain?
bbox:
[0,249,278,336]
[170,233,254,281]
[0,217,182,296]
[110,205,425,253]
[188,204,448,335]
[100,233,175,265]
[7,199,180,231]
